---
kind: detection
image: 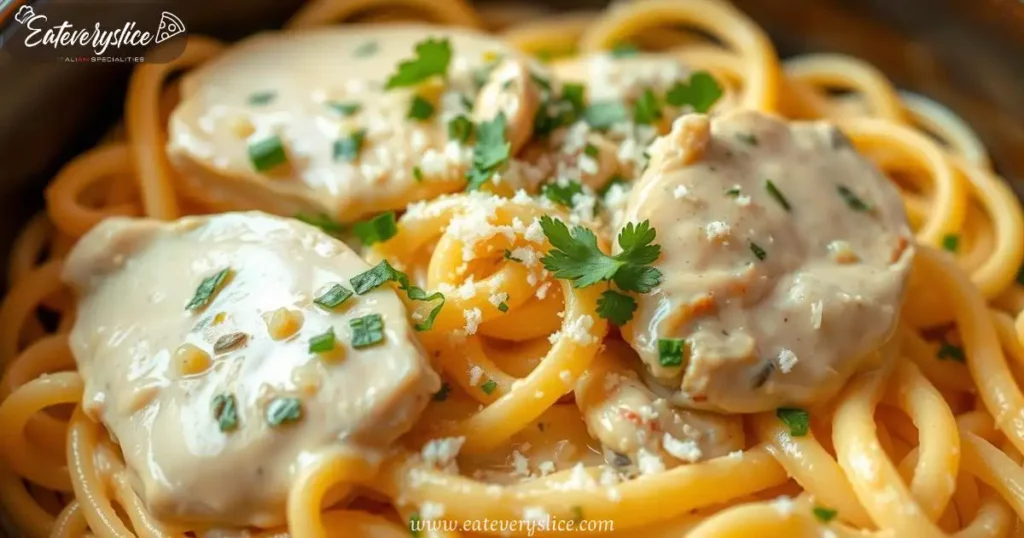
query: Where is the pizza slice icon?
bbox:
[155,11,186,44]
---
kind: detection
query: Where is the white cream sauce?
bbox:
[621,110,914,413]
[63,212,438,527]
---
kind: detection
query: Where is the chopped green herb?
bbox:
[353,40,378,58]
[776,407,810,437]
[736,132,758,146]
[725,187,741,197]
[248,135,288,172]
[266,397,302,426]
[542,180,584,208]
[937,342,966,362]
[504,249,522,262]
[433,382,452,401]
[480,379,498,395]
[334,129,367,162]
[540,216,662,292]
[529,71,552,92]
[497,301,509,313]
[658,338,686,367]
[942,234,960,253]
[466,112,510,190]
[349,260,445,331]
[214,332,248,354]
[813,506,837,523]
[295,212,344,236]
[352,211,398,246]
[186,268,231,312]
[308,328,336,353]
[598,175,628,199]
[765,180,791,211]
[447,115,474,143]
[409,512,422,537]
[750,241,767,261]
[584,143,599,158]
[665,71,723,113]
[632,88,662,125]
[212,393,238,432]
[248,91,276,106]
[407,96,435,121]
[314,284,353,310]
[385,38,452,89]
[837,185,872,212]
[350,313,384,348]
[584,101,628,130]
[610,42,639,57]
[561,83,586,115]
[327,101,361,116]
[596,289,638,326]
[412,166,424,182]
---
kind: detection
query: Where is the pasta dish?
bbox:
[3,0,1024,536]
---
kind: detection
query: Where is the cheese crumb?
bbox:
[564,315,598,345]
[511,450,530,476]
[537,461,556,475]
[705,221,731,242]
[488,292,509,308]
[673,185,691,199]
[463,307,483,335]
[524,219,545,243]
[662,433,702,463]
[421,437,466,468]
[469,366,483,386]
[420,501,445,520]
[777,348,798,373]
[637,448,665,475]
[773,495,796,515]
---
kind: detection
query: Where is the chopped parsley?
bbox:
[736,132,758,146]
[725,187,741,197]
[765,180,791,211]
[776,407,810,437]
[837,185,871,212]
[813,506,837,523]
[447,115,474,143]
[247,91,276,106]
[212,393,238,432]
[504,249,522,262]
[466,112,510,191]
[665,71,723,113]
[632,88,662,125]
[352,211,398,246]
[333,129,366,162]
[433,382,452,401]
[596,290,637,326]
[248,135,288,172]
[385,37,451,89]
[750,241,767,261]
[480,379,498,395]
[937,342,966,362]
[266,397,302,426]
[295,212,344,236]
[308,328,336,353]
[353,40,378,58]
[350,313,384,348]
[942,234,960,253]
[497,301,509,313]
[186,268,231,312]
[584,143,599,158]
[407,96,435,121]
[542,180,584,208]
[540,216,662,291]
[213,332,248,354]
[584,101,628,130]
[314,284,353,310]
[561,83,586,115]
[327,101,361,116]
[412,166,424,182]
[610,42,639,57]
[349,260,445,331]
[658,338,686,367]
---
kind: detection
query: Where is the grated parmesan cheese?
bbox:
[662,433,702,463]
[488,292,509,308]
[777,348,798,373]
[524,219,545,243]
[511,450,530,476]
[673,185,691,199]
[564,315,598,345]
[463,307,483,335]
[421,437,466,468]
[705,221,731,242]
[637,448,665,475]
[469,366,483,386]
[420,501,445,520]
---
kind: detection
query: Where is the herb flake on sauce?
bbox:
[186,268,231,312]
[384,37,452,89]
[350,313,384,348]
[314,284,353,310]
[248,135,288,172]
[212,393,239,432]
[352,211,398,246]
[658,338,686,367]
[308,328,336,353]
[266,397,303,426]
[765,180,791,211]
[333,129,367,162]
[776,407,809,436]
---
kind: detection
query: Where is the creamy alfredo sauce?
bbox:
[169,26,544,223]
[621,110,914,413]
[64,212,438,526]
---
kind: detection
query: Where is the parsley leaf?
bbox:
[942,234,960,253]
[665,71,723,113]
[385,38,452,89]
[539,216,621,288]
[658,338,686,367]
[614,221,661,267]
[407,96,435,121]
[596,290,637,326]
[480,379,498,395]
[937,342,966,362]
[186,268,231,312]
[352,211,398,246]
[542,180,584,208]
[334,129,367,162]
[448,115,474,143]
[249,135,288,171]
[466,112,510,190]
[349,260,445,331]
[776,407,810,436]
[584,101,628,130]
[813,506,837,523]
[632,88,662,125]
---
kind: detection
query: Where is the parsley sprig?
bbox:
[385,38,452,89]
[466,112,510,190]
[539,217,662,325]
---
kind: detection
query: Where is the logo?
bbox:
[2,1,188,63]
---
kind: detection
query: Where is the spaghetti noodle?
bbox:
[3,0,1024,537]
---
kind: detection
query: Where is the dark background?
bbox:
[0,0,1022,283]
